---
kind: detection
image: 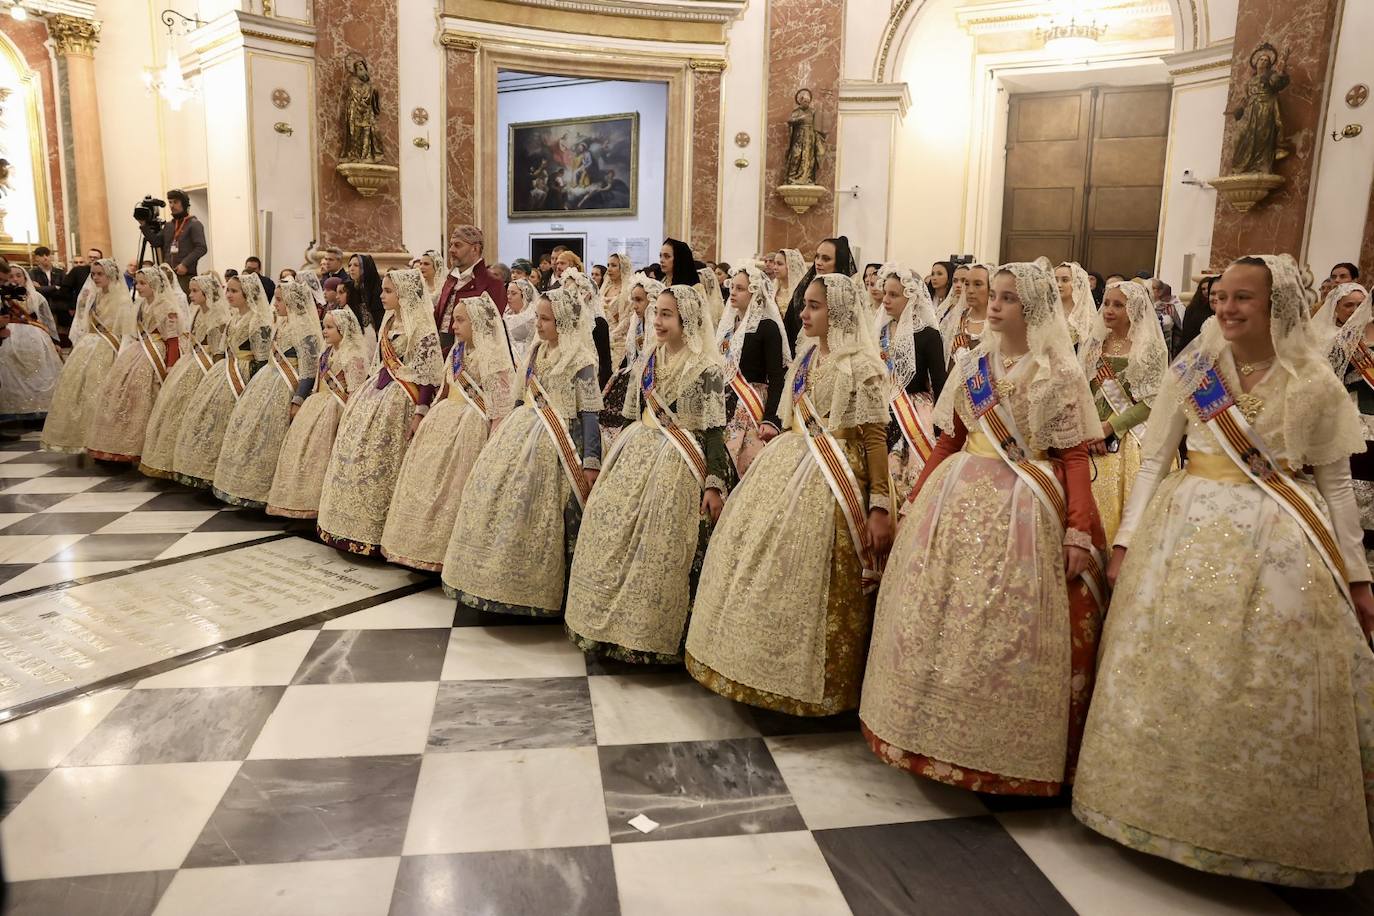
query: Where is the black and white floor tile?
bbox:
[0,436,1371,914]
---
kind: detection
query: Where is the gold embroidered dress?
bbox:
[212,283,322,509]
[380,294,515,571]
[41,258,125,452]
[566,286,729,664]
[685,275,890,715]
[442,287,603,615]
[1074,255,1374,888]
[140,275,229,479]
[85,267,181,463]
[172,277,273,488]
[318,269,444,555]
[266,309,370,518]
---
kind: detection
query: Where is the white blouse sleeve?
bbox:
[1313,460,1373,584]
[1114,400,1187,549]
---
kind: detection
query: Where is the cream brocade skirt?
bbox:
[140,352,214,477]
[685,432,872,715]
[317,380,416,552]
[85,341,163,461]
[212,361,296,508]
[266,390,345,518]
[42,335,116,452]
[1073,467,1374,888]
[380,395,490,571]
[173,357,246,487]
[442,406,570,614]
[566,421,703,659]
[860,451,1072,785]
[1088,431,1145,544]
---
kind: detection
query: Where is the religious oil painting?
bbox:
[508,112,639,219]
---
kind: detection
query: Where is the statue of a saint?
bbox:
[1228,42,1290,175]
[342,57,383,163]
[783,88,826,186]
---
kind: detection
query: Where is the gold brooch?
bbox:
[995,378,1016,398]
[1235,392,1264,424]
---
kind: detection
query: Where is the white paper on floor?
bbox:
[0,538,425,715]
[628,814,660,834]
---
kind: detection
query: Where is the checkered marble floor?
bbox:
[0,433,300,598]
[2,582,1371,915]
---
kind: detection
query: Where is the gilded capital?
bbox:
[440,31,480,53]
[48,15,102,56]
[689,58,727,73]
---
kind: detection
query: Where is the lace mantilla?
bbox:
[779,273,888,430]
[1079,280,1168,401]
[385,268,444,388]
[1311,282,1371,374]
[718,265,790,384]
[876,263,937,395]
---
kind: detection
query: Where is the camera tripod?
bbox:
[131,225,163,301]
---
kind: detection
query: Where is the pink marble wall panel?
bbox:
[315,4,404,252]
[1210,0,1339,265]
[0,16,68,260]
[761,0,841,259]
[445,47,477,237]
[690,68,722,261]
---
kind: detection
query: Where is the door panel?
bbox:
[1000,89,1092,268]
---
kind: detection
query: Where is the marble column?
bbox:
[689,60,724,261]
[761,0,842,257]
[442,34,478,238]
[315,0,404,253]
[47,14,110,257]
[1209,0,1340,264]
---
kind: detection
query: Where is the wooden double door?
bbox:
[1000,85,1171,277]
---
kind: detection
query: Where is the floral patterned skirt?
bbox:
[141,355,215,478]
[42,335,115,452]
[265,391,344,519]
[85,344,162,463]
[317,381,415,554]
[212,366,294,509]
[172,363,242,488]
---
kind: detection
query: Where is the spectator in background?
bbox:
[590,263,606,287]
[492,262,512,285]
[278,268,296,284]
[243,256,276,302]
[323,276,345,309]
[59,247,103,309]
[223,268,239,280]
[537,252,554,289]
[1175,275,1217,356]
[1087,270,1106,306]
[510,259,533,281]
[318,247,347,283]
[433,224,507,351]
[1331,261,1360,284]
[1106,273,1126,285]
[124,258,139,291]
[714,262,731,290]
[28,247,65,321]
[139,189,207,293]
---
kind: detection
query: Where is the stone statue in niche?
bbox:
[1228,42,1291,175]
[783,88,826,185]
[341,55,383,163]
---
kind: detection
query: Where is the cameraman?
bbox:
[139,189,207,293]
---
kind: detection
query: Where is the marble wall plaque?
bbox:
[0,539,422,714]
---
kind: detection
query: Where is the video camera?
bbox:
[0,284,26,304]
[133,195,166,231]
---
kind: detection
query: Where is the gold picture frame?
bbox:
[507,111,639,220]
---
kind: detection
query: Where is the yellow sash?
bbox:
[90,312,120,354]
[271,345,299,391]
[225,351,248,400]
[139,331,168,381]
[380,329,422,406]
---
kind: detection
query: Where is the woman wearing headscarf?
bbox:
[172,273,273,487]
[318,269,443,553]
[861,261,1106,796]
[561,267,613,388]
[266,308,371,519]
[774,248,807,315]
[212,281,323,508]
[382,293,516,571]
[504,277,539,369]
[927,260,956,312]
[418,249,444,304]
[41,257,125,452]
[935,263,969,324]
[603,252,633,364]
[875,264,947,503]
[1054,261,1097,348]
[1079,280,1170,541]
[85,266,183,462]
[937,263,994,366]
[566,284,729,663]
[783,237,857,348]
[659,238,699,288]
[348,253,385,334]
[1310,282,1374,569]
[686,273,891,716]
[139,272,231,479]
[717,265,789,476]
[1074,255,1374,887]
[697,264,726,328]
[600,273,664,451]
[443,286,602,616]
[297,269,328,319]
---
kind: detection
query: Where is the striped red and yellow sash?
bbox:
[1094,358,1143,445]
[1351,342,1374,393]
[526,366,592,508]
[190,339,217,374]
[889,390,934,463]
[639,350,708,487]
[380,330,423,406]
[90,313,120,353]
[225,352,248,400]
[139,331,168,381]
[795,392,881,594]
[271,345,300,391]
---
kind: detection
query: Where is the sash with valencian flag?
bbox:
[965,353,1107,610]
[1187,363,1352,608]
[791,347,881,594]
[639,348,708,487]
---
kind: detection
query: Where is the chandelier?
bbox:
[141,9,203,111]
[1039,14,1106,58]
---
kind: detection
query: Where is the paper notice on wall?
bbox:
[606,237,624,258]
[626,237,652,269]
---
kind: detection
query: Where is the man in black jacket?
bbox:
[139,189,207,293]
[28,246,66,326]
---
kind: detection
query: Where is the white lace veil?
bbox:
[623,284,726,431]
[623,273,664,364]
[875,263,936,394]
[283,280,325,372]
[323,306,369,384]
[697,266,725,326]
[937,262,995,351]
[73,258,120,339]
[1078,280,1169,401]
[717,265,789,384]
[188,272,230,342]
[385,268,445,388]
[132,266,179,339]
[1057,261,1097,343]
[934,262,1100,450]
[778,272,889,431]
[1311,282,1370,373]
[560,268,604,321]
[157,263,191,331]
[457,292,516,384]
[531,286,597,418]
[298,269,327,309]
[1146,254,1365,467]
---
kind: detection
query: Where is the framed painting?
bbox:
[508,112,639,219]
